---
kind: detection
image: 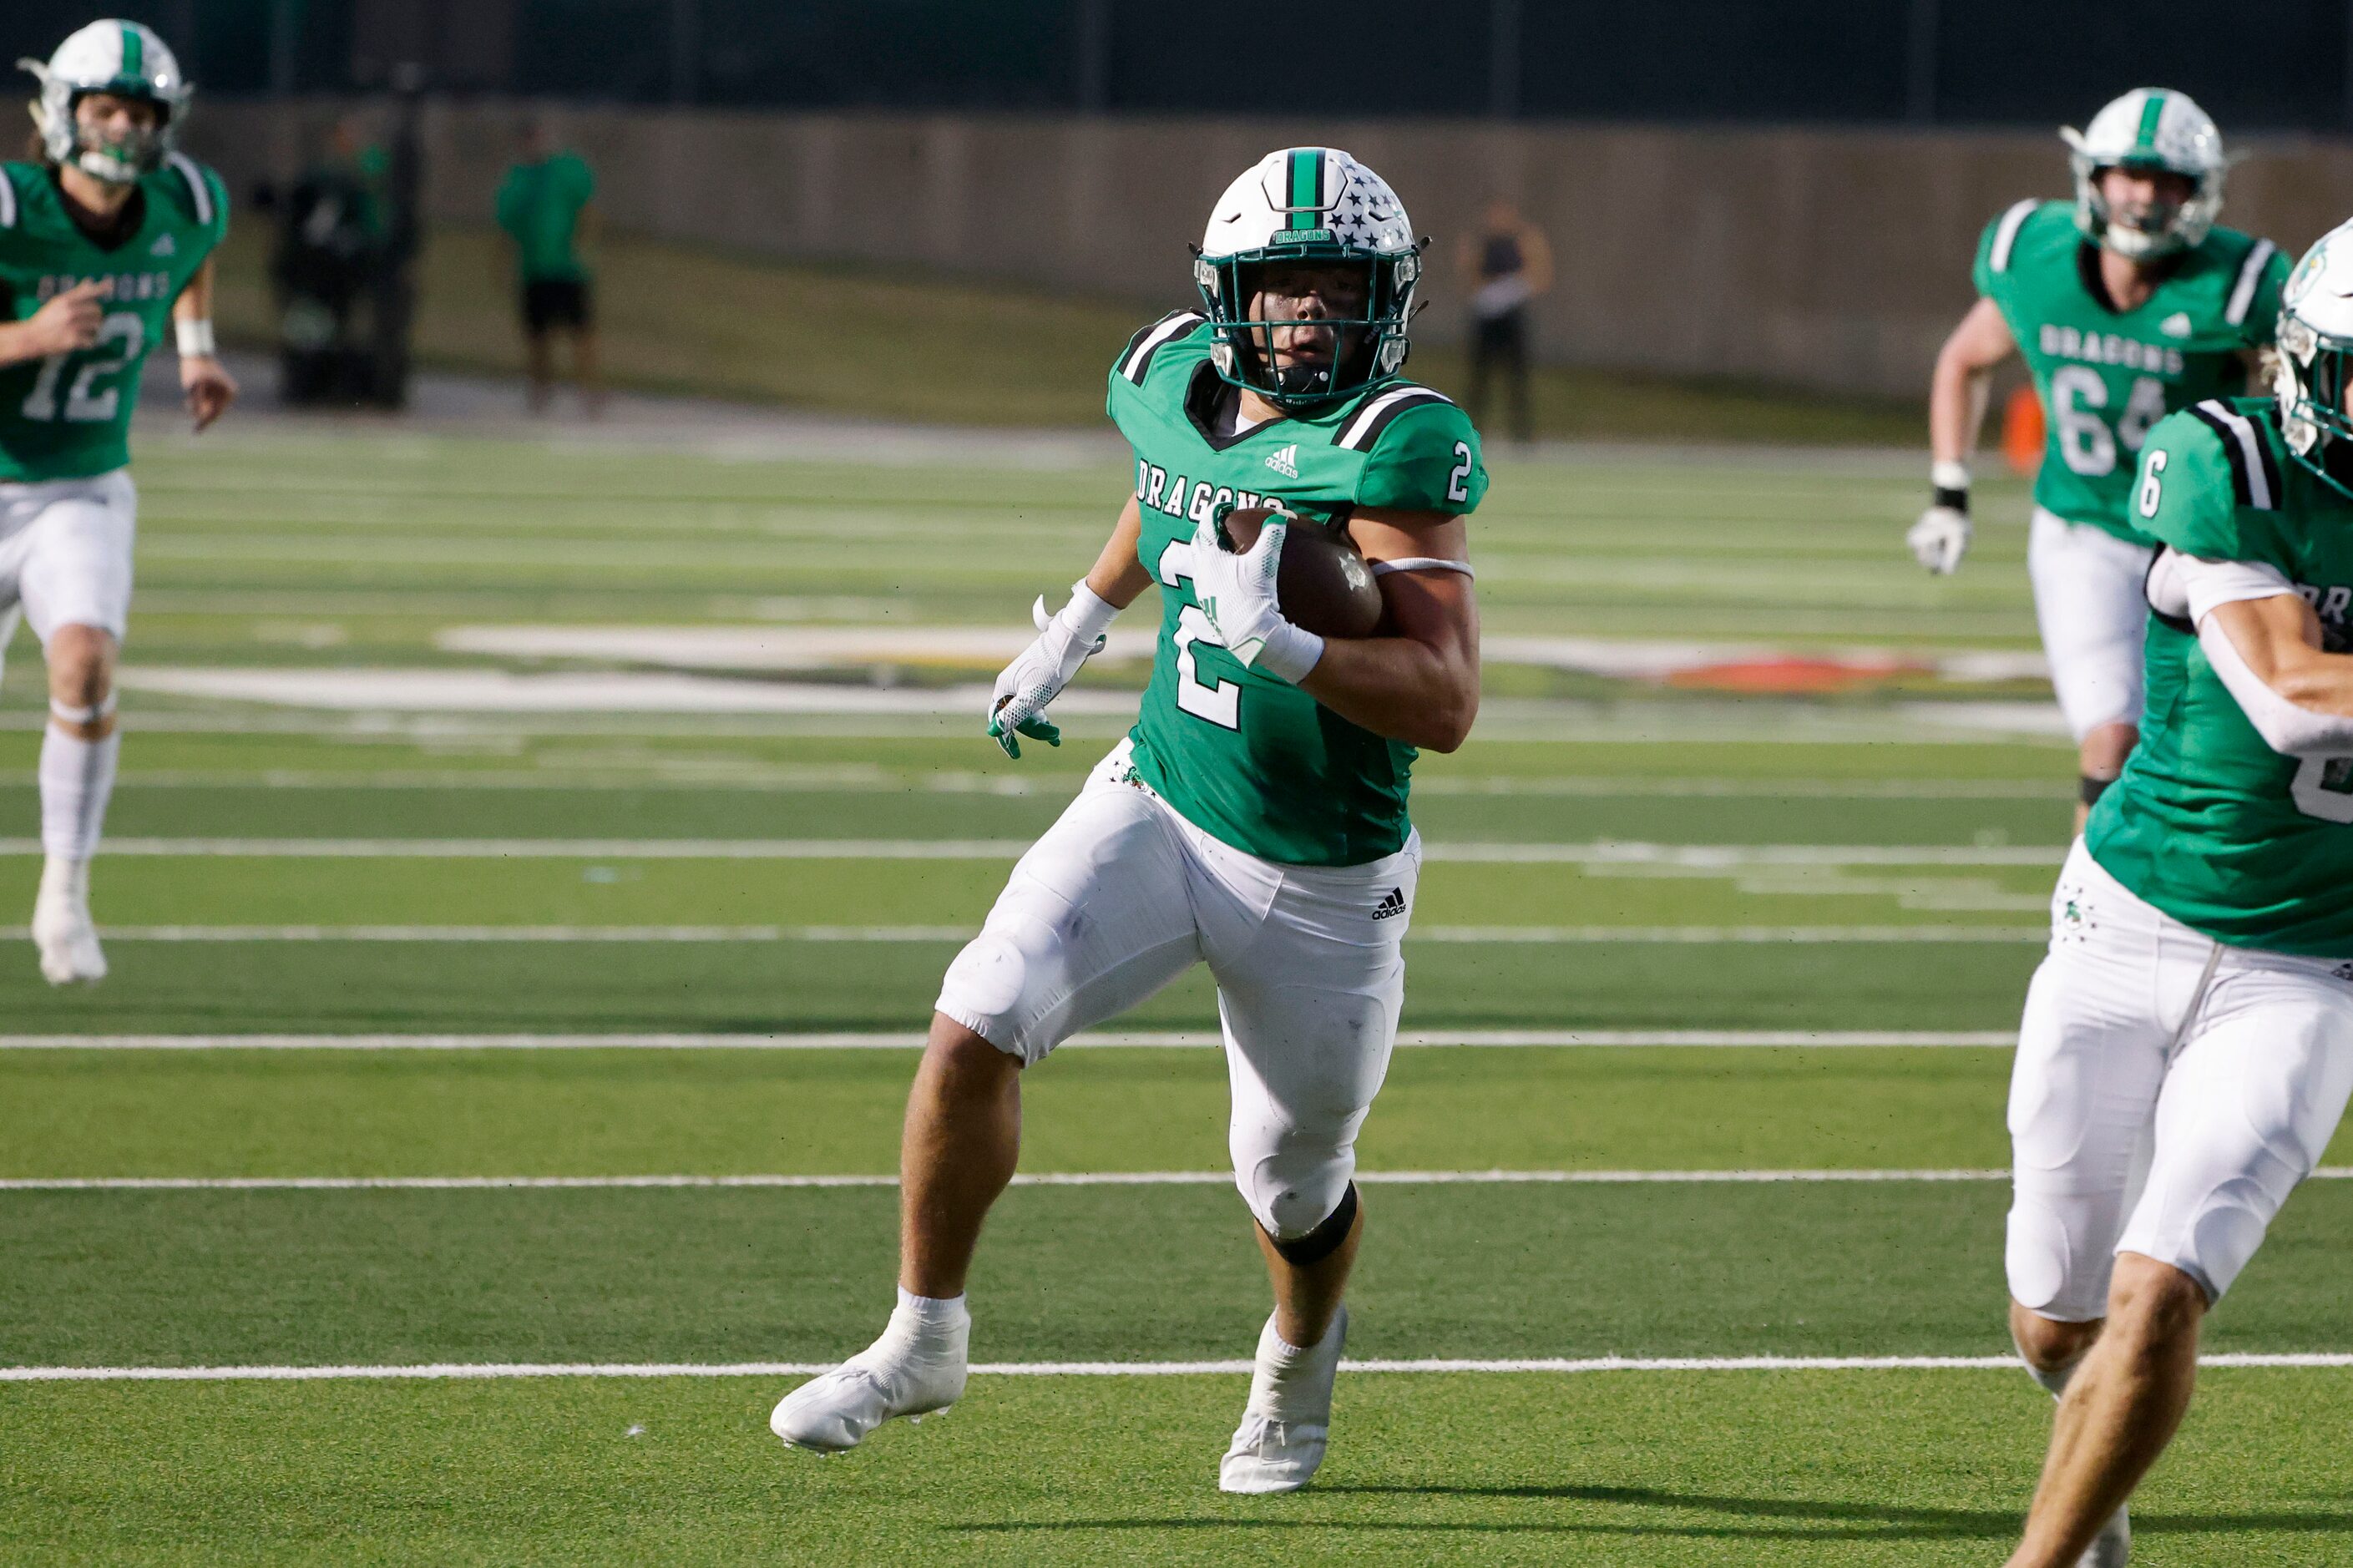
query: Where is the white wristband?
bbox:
[1060,579,1121,643]
[175,319,216,357]
[1930,460,1971,492]
[1255,621,1325,685]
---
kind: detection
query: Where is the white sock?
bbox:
[39,722,119,864]
[882,1287,969,1356]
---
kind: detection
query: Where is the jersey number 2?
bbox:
[1155,539,1242,731]
[20,313,144,423]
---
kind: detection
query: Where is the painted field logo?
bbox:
[1265,444,1299,478]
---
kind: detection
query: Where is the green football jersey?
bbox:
[1975,200,2286,543]
[0,154,230,483]
[1107,312,1487,867]
[2087,397,2353,956]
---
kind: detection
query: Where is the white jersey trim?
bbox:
[165,152,212,227]
[1988,199,2038,276]
[0,170,16,230]
[2226,239,2277,327]
[1116,311,1203,386]
[1335,387,1454,453]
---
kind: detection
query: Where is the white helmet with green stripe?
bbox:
[1193,147,1423,410]
[2061,89,2228,259]
[19,19,192,185]
[2274,220,2353,498]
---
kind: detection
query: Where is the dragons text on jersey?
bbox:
[2090,397,2353,955]
[1109,311,1485,867]
[0,154,229,483]
[1978,199,2287,544]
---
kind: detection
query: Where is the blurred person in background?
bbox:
[0,20,235,984]
[270,114,383,404]
[1457,199,1551,446]
[1910,89,2286,835]
[495,121,600,414]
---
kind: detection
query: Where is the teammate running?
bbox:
[0,20,233,984]
[1998,222,2353,1568]
[1912,89,2286,830]
[770,147,1485,1494]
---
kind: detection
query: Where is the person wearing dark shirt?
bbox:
[1456,200,1552,445]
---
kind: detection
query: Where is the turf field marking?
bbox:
[8,1353,2349,1383]
[0,837,2069,866]
[0,1029,2020,1049]
[0,1169,2033,1191]
[31,924,2042,943]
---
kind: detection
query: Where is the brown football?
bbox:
[1217,506,1384,640]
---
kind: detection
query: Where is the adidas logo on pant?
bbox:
[1371,887,1406,920]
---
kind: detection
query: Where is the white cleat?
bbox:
[2078,1505,2129,1568]
[771,1313,967,1455]
[32,858,104,986]
[1220,1306,1347,1495]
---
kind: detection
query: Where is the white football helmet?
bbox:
[2060,89,2228,259]
[1193,147,1422,409]
[19,20,191,185]
[2275,221,2353,497]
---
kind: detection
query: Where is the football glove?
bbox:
[1907,505,1971,575]
[1187,514,1324,684]
[989,580,1119,759]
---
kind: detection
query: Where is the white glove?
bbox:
[988,580,1119,759]
[1187,514,1324,684]
[1907,505,1971,574]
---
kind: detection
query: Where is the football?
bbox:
[1216,505,1384,640]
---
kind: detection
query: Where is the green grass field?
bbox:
[6,427,2348,1565]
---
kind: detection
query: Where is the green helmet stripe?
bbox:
[1288,149,1321,230]
[2135,91,2166,151]
[119,23,144,79]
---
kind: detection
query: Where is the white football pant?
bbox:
[0,470,137,659]
[2027,508,2154,741]
[936,739,1418,1241]
[2007,840,2353,1319]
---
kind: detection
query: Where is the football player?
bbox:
[771,148,1486,1494]
[0,20,234,984]
[1912,89,2287,831]
[1997,224,2353,1568]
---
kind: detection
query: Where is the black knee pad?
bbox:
[1268,1181,1358,1266]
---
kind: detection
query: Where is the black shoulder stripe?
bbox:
[1334,387,1455,453]
[1116,311,1205,386]
[2187,402,2253,508]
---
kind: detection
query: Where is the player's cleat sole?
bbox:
[770,1323,967,1455]
[2078,1505,2128,1568]
[1220,1306,1347,1495]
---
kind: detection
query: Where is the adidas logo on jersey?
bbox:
[1265,444,1299,478]
[1371,887,1406,920]
[2160,311,2192,338]
[149,233,175,257]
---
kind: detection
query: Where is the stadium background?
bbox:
[7,4,2353,1564]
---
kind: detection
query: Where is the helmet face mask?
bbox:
[19,20,191,185]
[2061,89,2227,260]
[2275,261,2353,501]
[1195,149,1422,412]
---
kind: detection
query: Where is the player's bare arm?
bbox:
[2204,592,2353,726]
[1298,509,1478,753]
[1910,296,2015,574]
[0,278,104,367]
[172,258,235,432]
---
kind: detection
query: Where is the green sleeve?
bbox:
[204,164,230,248]
[2133,411,2284,568]
[2240,245,2292,348]
[1970,212,2003,299]
[571,155,596,205]
[1354,401,1486,515]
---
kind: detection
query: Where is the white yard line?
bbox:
[0,1168,2048,1191]
[0,1029,2021,1050]
[6,1353,2347,1383]
[0,837,2069,867]
[13,923,2040,943]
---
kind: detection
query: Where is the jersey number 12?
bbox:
[19,313,144,424]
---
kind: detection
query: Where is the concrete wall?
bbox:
[184,102,2353,398]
